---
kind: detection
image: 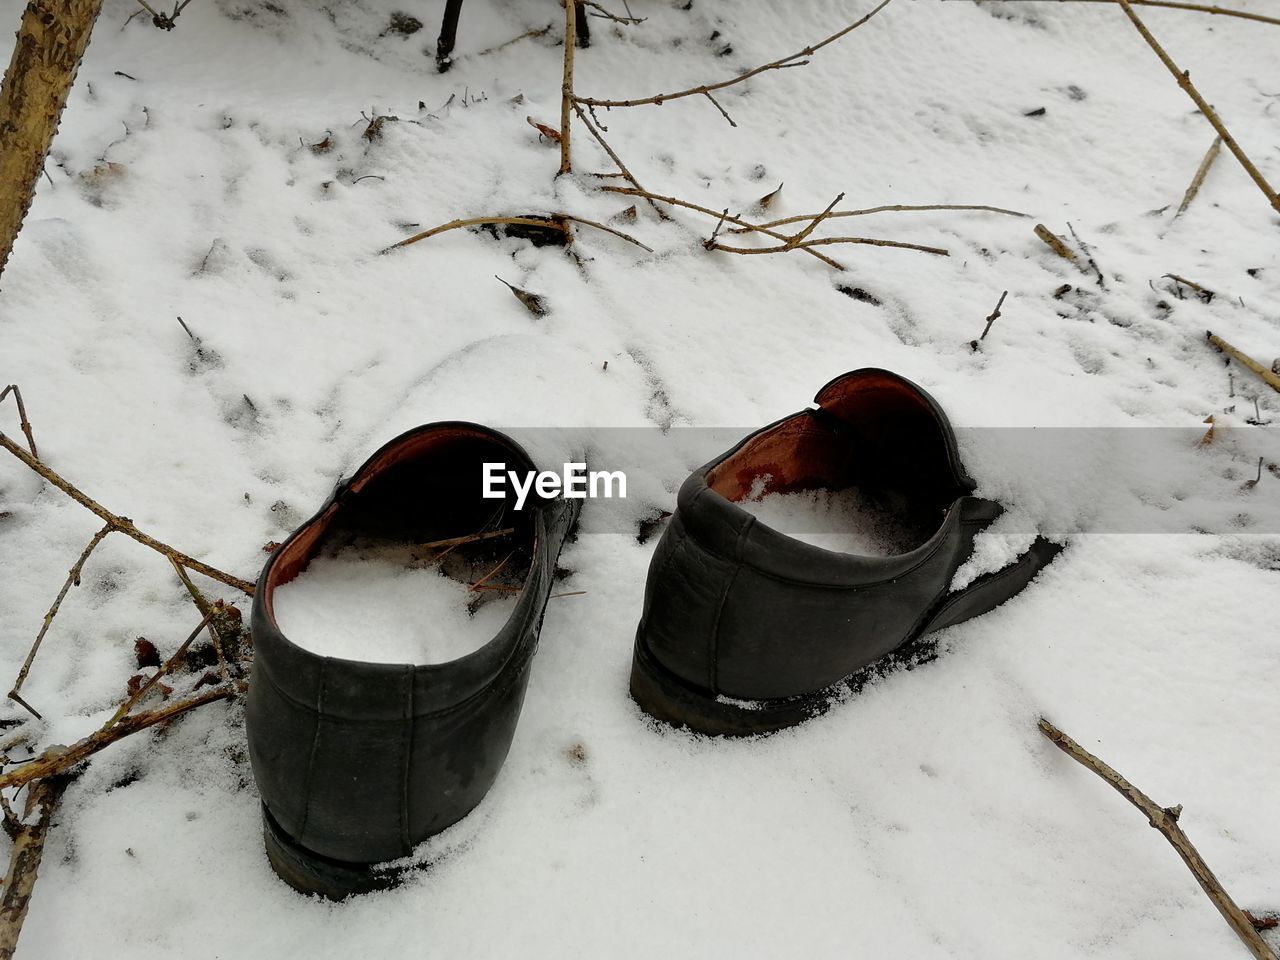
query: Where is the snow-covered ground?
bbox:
[1,0,1278,955]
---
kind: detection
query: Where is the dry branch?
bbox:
[708,235,949,257]
[1038,719,1278,960]
[559,0,577,174]
[1025,0,1280,27]
[382,214,651,253]
[0,432,254,596]
[570,102,671,220]
[1206,331,1280,393]
[1114,0,1280,216]
[420,527,516,551]
[1175,135,1222,218]
[0,776,67,960]
[0,387,38,460]
[1034,223,1077,261]
[9,522,114,718]
[0,682,244,793]
[739,203,1031,232]
[0,0,106,277]
[574,0,894,118]
[601,185,846,269]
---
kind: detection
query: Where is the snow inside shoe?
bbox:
[247,423,579,898]
[630,369,1062,737]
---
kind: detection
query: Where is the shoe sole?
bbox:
[261,805,412,900]
[628,637,833,736]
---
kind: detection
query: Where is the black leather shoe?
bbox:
[630,369,1061,736]
[247,423,578,898]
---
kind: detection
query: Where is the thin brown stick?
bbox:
[107,611,213,726]
[1027,0,1280,27]
[0,683,243,793]
[1039,719,1278,960]
[571,102,671,220]
[782,193,844,249]
[579,0,643,25]
[560,0,577,175]
[169,559,230,680]
[469,551,515,592]
[1034,223,1077,261]
[709,235,950,257]
[475,24,553,58]
[1206,331,1280,393]
[574,0,894,116]
[0,386,37,460]
[9,522,114,718]
[0,432,255,596]
[601,185,846,269]
[1114,0,1280,215]
[0,776,67,960]
[382,214,651,253]
[420,528,516,551]
[741,203,1031,232]
[1175,135,1222,218]
[980,290,1009,341]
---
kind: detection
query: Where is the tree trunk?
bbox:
[0,0,105,277]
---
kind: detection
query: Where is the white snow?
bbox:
[272,555,516,664]
[738,486,925,556]
[1,0,1278,956]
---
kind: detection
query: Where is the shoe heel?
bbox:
[261,805,406,900]
[629,639,827,737]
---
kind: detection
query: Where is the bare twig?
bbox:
[1034,223,1077,261]
[1175,135,1222,218]
[601,185,846,269]
[1114,0,1280,215]
[0,386,38,460]
[9,522,114,718]
[702,209,731,249]
[708,235,949,257]
[574,0,894,117]
[571,102,671,220]
[1039,718,1278,960]
[107,611,213,726]
[420,528,516,551]
[0,432,255,595]
[382,214,651,253]
[741,203,1031,231]
[0,776,67,960]
[1067,223,1106,288]
[978,290,1008,343]
[0,682,243,793]
[475,24,553,58]
[169,559,231,680]
[1206,331,1280,393]
[996,0,1280,27]
[560,0,577,174]
[580,0,644,25]
[1165,273,1214,301]
[783,193,845,249]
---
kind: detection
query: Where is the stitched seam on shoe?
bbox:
[400,664,414,856]
[708,517,754,695]
[297,658,327,840]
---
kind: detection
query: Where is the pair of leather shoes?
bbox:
[246,370,1059,898]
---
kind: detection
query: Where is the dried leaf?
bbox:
[1245,911,1278,931]
[757,182,783,210]
[526,116,562,143]
[495,276,548,317]
[613,205,638,224]
[1198,415,1216,447]
[262,540,281,553]
[79,162,126,187]
[308,133,333,155]
[363,115,398,142]
[134,638,161,669]
[509,93,526,106]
